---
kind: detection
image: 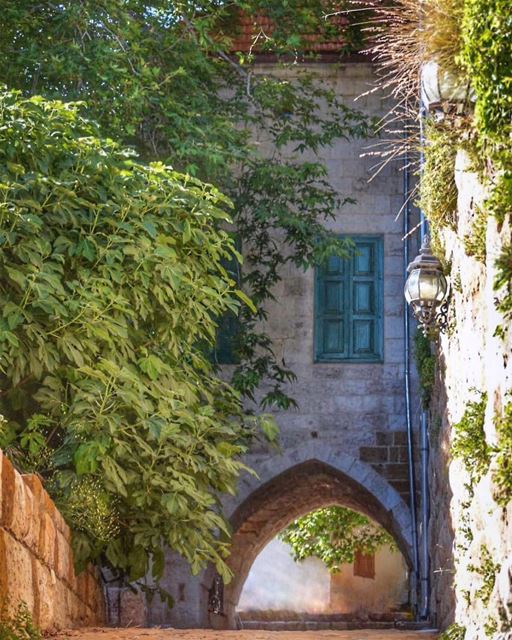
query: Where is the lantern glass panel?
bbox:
[404,269,420,304]
[418,270,442,301]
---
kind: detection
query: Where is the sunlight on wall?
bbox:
[238,538,330,613]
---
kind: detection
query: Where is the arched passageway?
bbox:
[209,451,413,629]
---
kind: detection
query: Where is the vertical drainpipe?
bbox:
[418,104,431,622]
[403,137,420,620]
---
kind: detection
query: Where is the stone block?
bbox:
[0,451,16,528]
[55,529,72,585]
[390,480,410,498]
[32,560,57,631]
[359,446,388,463]
[119,588,146,627]
[389,446,409,463]
[393,431,408,446]
[384,463,409,480]
[0,450,3,524]
[53,507,71,542]
[9,472,33,542]
[76,571,89,603]
[376,431,394,446]
[0,529,35,612]
[22,475,44,552]
[38,511,56,567]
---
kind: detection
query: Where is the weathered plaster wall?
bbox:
[238,538,330,613]
[0,450,105,631]
[147,60,420,629]
[428,150,512,637]
[329,545,408,614]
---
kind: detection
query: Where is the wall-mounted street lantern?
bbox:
[420,61,474,118]
[404,235,449,335]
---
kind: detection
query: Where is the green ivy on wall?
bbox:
[451,393,490,485]
[493,396,512,506]
[413,329,436,409]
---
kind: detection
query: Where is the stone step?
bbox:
[239,611,413,623]
[240,622,435,632]
[239,616,434,632]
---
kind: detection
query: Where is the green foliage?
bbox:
[0,0,372,410]
[414,329,436,408]
[494,243,512,339]
[439,623,466,640]
[463,206,487,263]
[460,0,512,229]
[451,392,490,484]
[0,602,42,640]
[469,545,501,606]
[460,0,512,146]
[0,88,255,582]
[417,121,459,233]
[493,396,512,506]
[484,617,498,638]
[279,506,395,573]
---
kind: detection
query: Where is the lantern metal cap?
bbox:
[407,235,442,273]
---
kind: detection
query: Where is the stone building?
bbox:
[146,51,425,629]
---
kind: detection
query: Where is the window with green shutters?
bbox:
[314,236,383,362]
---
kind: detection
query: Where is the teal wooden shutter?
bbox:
[350,239,382,360]
[315,236,383,362]
[315,255,348,359]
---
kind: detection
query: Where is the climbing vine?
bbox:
[463,206,487,263]
[469,545,501,606]
[494,243,512,339]
[493,396,512,506]
[451,393,490,485]
[413,329,436,409]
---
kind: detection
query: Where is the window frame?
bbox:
[314,235,384,363]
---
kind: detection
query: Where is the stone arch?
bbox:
[214,443,413,629]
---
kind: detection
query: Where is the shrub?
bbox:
[417,121,459,232]
[0,88,254,584]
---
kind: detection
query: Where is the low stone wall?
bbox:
[0,449,105,631]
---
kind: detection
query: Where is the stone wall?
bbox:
[146,59,420,629]
[0,449,105,632]
[428,150,512,637]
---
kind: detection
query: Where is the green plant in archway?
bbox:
[279,506,395,573]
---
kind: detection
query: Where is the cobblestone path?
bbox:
[59,628,438,640]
